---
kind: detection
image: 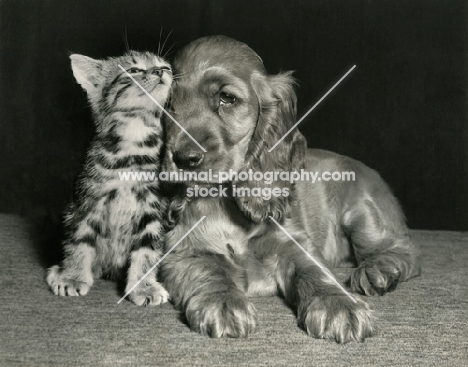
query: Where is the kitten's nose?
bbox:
[173,150,204,169]
[149,67,163,77]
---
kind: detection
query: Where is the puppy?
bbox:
[161,36,420,342]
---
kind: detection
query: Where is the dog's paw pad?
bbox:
[127,280,169,306]
[299,296,374,343]
[186,291,257,338]
[350,260,401,296]
[46,265,91,297]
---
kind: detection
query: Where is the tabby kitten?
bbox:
[46,51,172,306]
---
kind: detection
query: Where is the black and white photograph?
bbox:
[0,0,466,366]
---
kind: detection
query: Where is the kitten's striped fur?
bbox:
[46,51,172,306]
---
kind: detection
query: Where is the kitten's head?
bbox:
[70,51,172,117]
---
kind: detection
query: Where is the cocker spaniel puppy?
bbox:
[161,35,420,343]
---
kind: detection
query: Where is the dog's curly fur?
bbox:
[161,36,420,343]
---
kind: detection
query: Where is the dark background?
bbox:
[0,0,467,230]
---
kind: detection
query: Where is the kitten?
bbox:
[46,51,172,306]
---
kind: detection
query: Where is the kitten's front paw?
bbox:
[186,290,257,338]
[127,279,169,306]
[46,265,92,296]
[298,296,374,343]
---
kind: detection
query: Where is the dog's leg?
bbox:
[161,252,256,338]
[344,197,421,296]
[275,236,374,343]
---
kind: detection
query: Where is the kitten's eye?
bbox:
[219,92,237,106]
[127,67,143,74]
[152,66,171,76]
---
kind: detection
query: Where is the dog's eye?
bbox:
[219,92,237,106]
[127,67,143,74]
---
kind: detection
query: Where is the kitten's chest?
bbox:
[106,186,141,233]
[94,186,144,270]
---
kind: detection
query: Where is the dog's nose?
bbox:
[173,150,204,169]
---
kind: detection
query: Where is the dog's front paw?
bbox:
[298,296,374,343]
[186,290,257,338]
[46,265,92,296]
[350,258,401,296]
[126,279,169,306]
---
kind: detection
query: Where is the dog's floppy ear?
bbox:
[234,71,307,223]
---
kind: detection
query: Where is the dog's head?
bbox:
[164,35,306,222]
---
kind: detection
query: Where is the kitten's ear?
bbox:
[70,54,103,94]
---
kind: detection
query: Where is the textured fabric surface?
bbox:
[0,214,466,367]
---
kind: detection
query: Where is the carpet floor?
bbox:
[0,214,466,366]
